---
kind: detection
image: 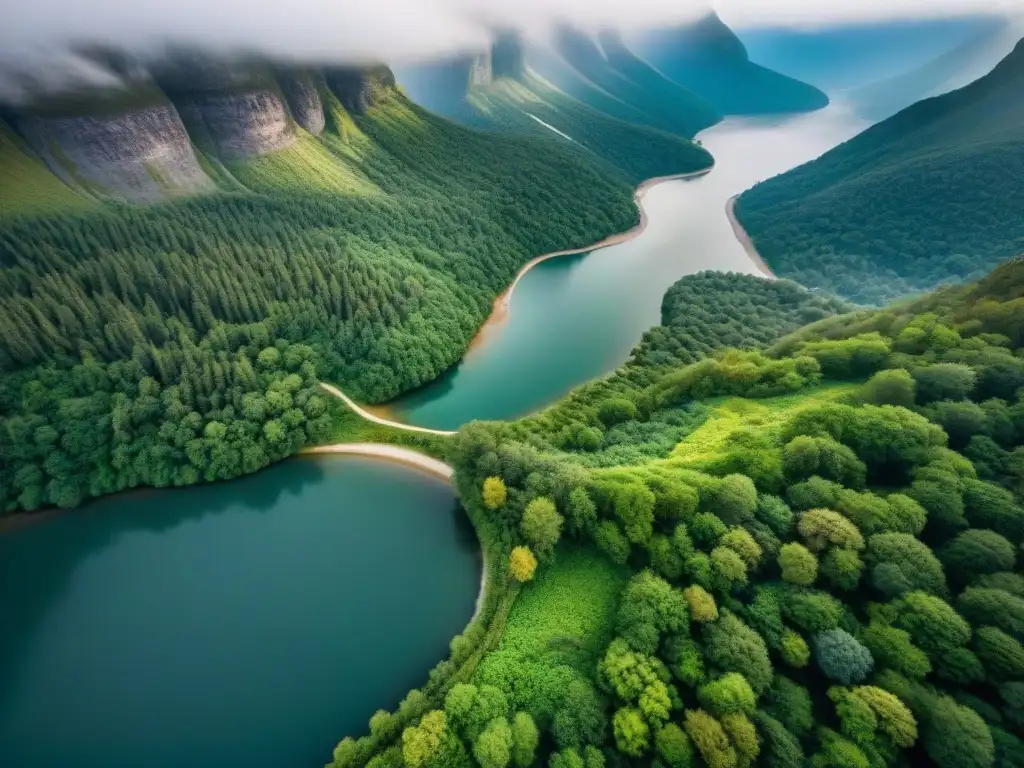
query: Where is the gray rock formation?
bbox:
[469,53,492,86]
[326,66,396,115]
[279,73,326,135]
[20,104,215,203]
[181,89,297,161]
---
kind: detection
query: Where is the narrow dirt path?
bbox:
[318,383,456,436]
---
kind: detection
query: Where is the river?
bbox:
[1,98,872,768]
[0,457,480,768]
[391,103,869,430]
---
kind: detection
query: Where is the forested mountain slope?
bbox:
[736,39,1024,305]
[626,12,829,115]
[0,61,698,513]
[336,256,1024,768]
[395,34,714,181]
[400,30,719,141]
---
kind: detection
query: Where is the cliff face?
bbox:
[469,53,492,86]
[20,104,215,203]
[326,66,397,114]
[279,72,326,135]
[180,89,298,161]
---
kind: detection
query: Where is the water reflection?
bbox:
[0,457,478,768]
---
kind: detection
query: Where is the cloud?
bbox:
[0,0,1014,80]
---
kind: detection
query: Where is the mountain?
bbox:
[626,12,828,115]
[543,26,720,138]
[735,39,1024,305]
[850,18,1024,120]
[394,33,712,182]
[398,30,720,140]
[741,15,1001,90]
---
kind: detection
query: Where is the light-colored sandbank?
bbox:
[466,166,715,355]
[302,441,454,479]
[726,195,776,279]
[319,383,456,437]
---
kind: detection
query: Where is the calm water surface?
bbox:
[392,105,868,430]
[0,457,480,768]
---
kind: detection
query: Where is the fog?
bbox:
[0,0,1014,99]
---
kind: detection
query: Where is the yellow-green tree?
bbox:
[402,710,447,768]
[509,546,538,582]
[483,477,507,510]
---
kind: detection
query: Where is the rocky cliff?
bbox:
[325,66,397,114]
[177,89,298,161]
[19,103,215,203]
[469,53,492,86]
[279,72,326,135]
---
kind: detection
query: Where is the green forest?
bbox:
[333,256,1024,768]
[736,40,1024,305]
[0,72,711,513]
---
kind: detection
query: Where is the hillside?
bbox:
[0,119,91,218]
[395,35,712,183]
[0,60,675,513]
[541,26,720,138]
[736,39,1024,305]
[851,18,1023,120]
[334,246,1024,768]
[626,12,829,115]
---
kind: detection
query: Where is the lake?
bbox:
[0,457,480,768]
[391,103,869,430]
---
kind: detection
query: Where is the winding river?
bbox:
[1,101,873,768]
[0,458,480,768]
[392,103,868,430]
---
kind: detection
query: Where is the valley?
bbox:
[1,10,1024,768]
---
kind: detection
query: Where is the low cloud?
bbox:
[0,0,1014,92]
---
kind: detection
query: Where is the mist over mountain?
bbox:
[0,0,1014,102]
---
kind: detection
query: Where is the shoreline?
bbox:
[726,195,776,279]
[301,442,453,479]
[466,165,715,355]
[301,442,488,622]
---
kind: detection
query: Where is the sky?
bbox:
[0,0,1016,96]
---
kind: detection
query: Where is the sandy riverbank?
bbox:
[466,166,715,355]
[726,195,776,279]
[301,441,453,479]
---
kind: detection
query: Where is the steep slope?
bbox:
[464,74,711,183]
[0,118,90,218]
[851,18,1023,120]
[736,40,1024,305]
[14,85,215,203]
[396,35,712,183]
[546,25,720,138]
[399,30,719,141]
[626,12,828,115]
